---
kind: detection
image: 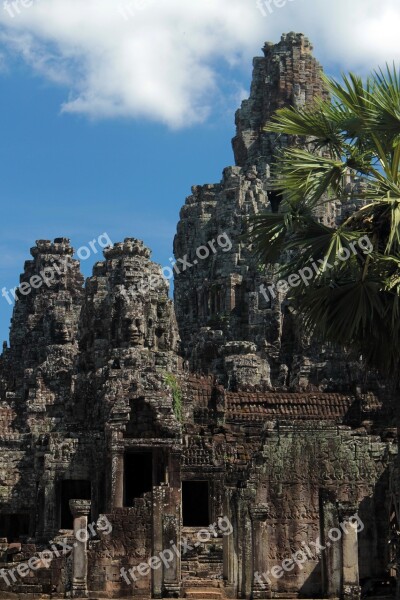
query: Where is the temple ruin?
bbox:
[0,33,397,600]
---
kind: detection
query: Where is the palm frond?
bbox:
[370,65,400,139]
[249,212,293,264]
[298,278,385,343]
[265,101,345,153]
[252,64,400,375]
[271,148,347,207]
[325,72,372,122]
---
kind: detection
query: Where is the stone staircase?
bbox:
[183,578,225,600]
[180,528,225,600]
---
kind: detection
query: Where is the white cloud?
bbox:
[0,0,399,127]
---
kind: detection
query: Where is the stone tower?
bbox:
[5,238,84,429]
[232,32,329,169]
[174,33,362,392]
[77,237,181,436]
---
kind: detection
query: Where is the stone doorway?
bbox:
[59,480,91,529]
[124,451,153,506]
[0,513,30,541]
[182,480,210,527]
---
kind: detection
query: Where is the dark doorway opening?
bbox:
[269,190,283,213]
[182,481,210,526]
[124,452,153,506]
[60,480,91,529]
[0,514,30,541]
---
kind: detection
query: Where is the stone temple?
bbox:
[0,33,397,600]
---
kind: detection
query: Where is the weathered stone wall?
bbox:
[0,540,67,598]
[88,504,153,598]
[251,425,392,595]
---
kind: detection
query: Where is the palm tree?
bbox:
[250,66,400,595]
[251,66,400,376]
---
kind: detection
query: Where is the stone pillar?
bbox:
[163,513,180,597]
[162,450,181,598]
[340,505,361,600]
[42,476,59,539]
[168,447,181,489]
[152,486,165,598]
[238,490,253,600]
[69,499,91,599]
[111,442,124,509]
[320,490,341,598]
[223,491,238,597]
[251,504,271,599]
[395,408,400,600]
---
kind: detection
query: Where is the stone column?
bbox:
[152,486,165,599]
[320,490,341,598]
[168,447,181,489]
[42,476,57,539]
[340,505,361,600]
[162,451,181,598]
[251,504,271,599]
[238,490,253,600]
[163,513,180,597]
[69,499,91,599]
[223,491,238,597]
[395,407,400,600]
[111,442,124,509]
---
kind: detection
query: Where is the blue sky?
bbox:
[0,59,241,342]
[0,0,399,342]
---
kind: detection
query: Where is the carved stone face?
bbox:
[109,290,178,352]
[124,316,144,346]
[154,324,167,350]
[51,317,72,344]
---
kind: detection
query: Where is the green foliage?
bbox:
[164,373,183,423]
[207,311,230,327]
[250,65,400,376]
